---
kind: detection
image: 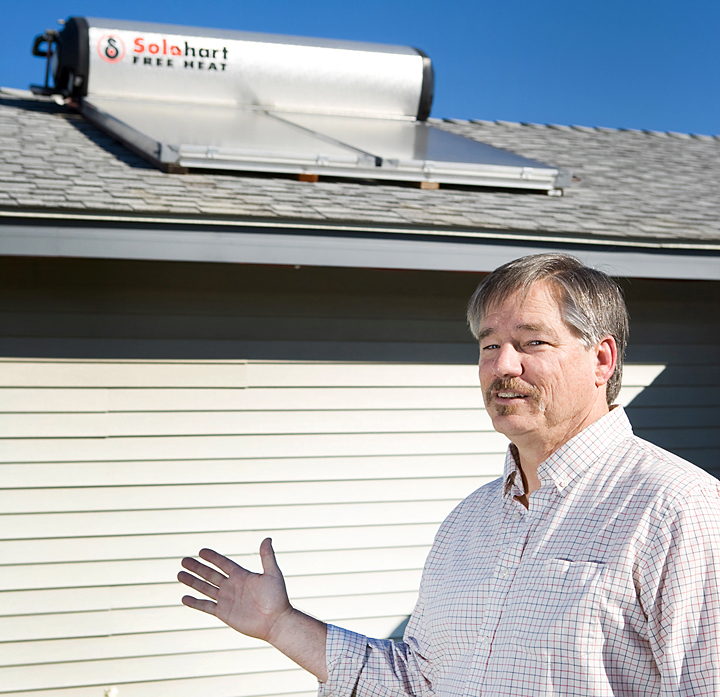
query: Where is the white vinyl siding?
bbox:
[0,359,486,697]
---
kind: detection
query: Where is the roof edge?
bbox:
[1,208,719,254]
[1,210,719,282]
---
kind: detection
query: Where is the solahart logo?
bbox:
[98,34,126,63]
[131,35,229,71]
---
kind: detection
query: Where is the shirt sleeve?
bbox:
[318,590,437,697]
[318,624,436,697]
[639,484,720,695]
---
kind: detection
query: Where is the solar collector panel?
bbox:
[83,98,376,170]
[274,113,561,188]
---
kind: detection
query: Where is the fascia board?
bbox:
[0,214,718,281]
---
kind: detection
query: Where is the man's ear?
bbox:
[594,336,617,387]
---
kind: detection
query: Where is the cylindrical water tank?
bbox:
[38,17,434,120]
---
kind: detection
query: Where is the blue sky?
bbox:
[3,0,719,135]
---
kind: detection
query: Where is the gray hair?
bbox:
[467,253,629,405]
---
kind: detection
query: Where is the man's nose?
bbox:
[493,344,523,377]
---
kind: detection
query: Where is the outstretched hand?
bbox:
[178,538,293,644]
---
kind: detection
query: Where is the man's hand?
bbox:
[178,538,292,643]
[178,538,328,681]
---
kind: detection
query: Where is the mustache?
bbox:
[484,379,541,402]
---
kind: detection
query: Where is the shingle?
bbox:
[1,90,719,246]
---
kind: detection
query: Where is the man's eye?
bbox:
[527,340,546,346]
[481,344,500,351]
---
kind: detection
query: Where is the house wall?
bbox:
[620,276,720,475]
[0,256,717,697]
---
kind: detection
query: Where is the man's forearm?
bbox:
[267,607,328,683]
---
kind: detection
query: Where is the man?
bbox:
[178,253,720,695]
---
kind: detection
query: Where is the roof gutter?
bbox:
[1,209,719,281]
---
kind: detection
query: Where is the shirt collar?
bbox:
[503,443,525,498]
[502,405,633,500]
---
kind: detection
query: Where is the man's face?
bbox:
[477,281,608,455]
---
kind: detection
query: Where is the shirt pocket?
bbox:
[507,558,605,657]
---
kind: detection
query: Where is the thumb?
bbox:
[259,537,282,577]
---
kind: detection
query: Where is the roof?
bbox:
[1,88,719,279]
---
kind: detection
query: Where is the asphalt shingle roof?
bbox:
[1,89,719,248]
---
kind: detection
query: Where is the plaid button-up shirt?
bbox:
[320,407,720,696]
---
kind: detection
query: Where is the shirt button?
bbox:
[481,636,490,648]
[499,566,510,578]
[513,510,524,520]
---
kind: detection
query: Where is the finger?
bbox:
[181,556,227,588]
[198,548,244,577]
[177,570,220,600]
[181,594,219,616]
[259,537,282,578]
